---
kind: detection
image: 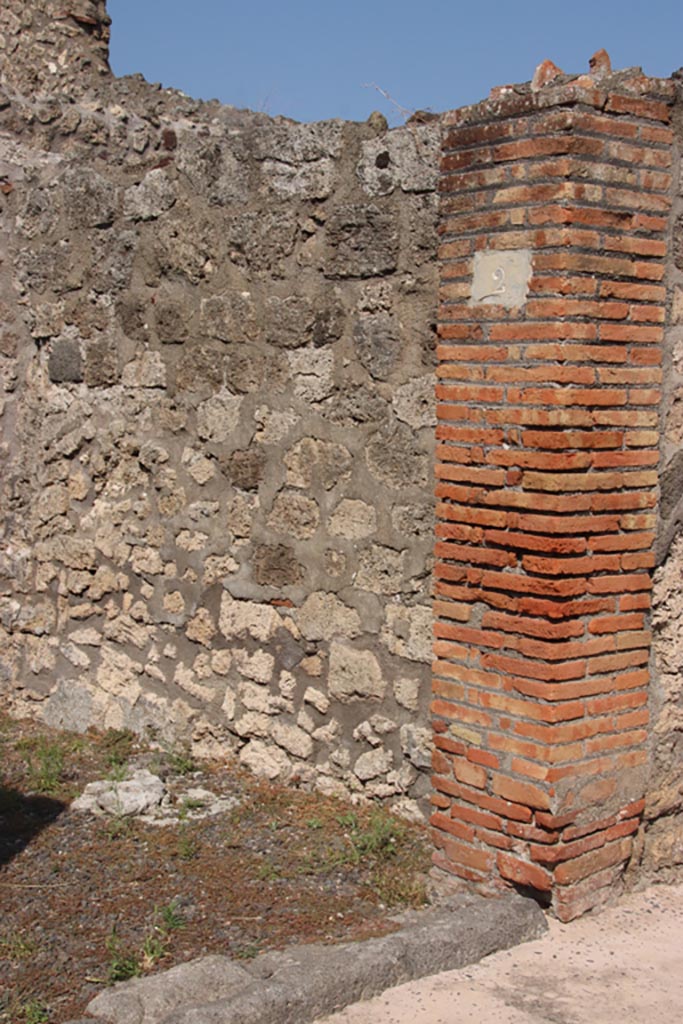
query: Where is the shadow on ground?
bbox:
[0,786,65,866]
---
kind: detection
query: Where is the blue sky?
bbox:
[108,1,683,125]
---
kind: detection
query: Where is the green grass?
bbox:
[335,810,405,866]
[20,739,64,794]
[105,929,141,983]
[100,728,135,769]
[0,933,38,961]
[176,827,199,860]
[157,898,185,932]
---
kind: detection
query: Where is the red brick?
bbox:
[450,802,503,832]
[518,596,615,620]
[430,811,475,843]
[589,613,645,634]
[481,611,585,639]
[530,830,607,865]
[453,757,488,789]
[449,779,534,822]
[590,531,655,552]
[491,774,551,810]
[434,735,467,757]
[508,512,620,535]
[521,429,623,450]
[475,826,515,851]
[467,748,501,769]
[497,852,552,891]
[588,649,649,674]
[554,837,633,885]
[604,93,671,122]
[431,694,493,725]
[525,343,627,364]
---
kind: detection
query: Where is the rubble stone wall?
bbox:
[0,1,440,815]
[0,0,681,884]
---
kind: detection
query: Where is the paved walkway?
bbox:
[316,883,683,1024]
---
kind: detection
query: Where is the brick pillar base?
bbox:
[432,61,674,920]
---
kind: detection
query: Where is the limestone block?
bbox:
[255,121,343,162]
[390,796,426,824]
[48,338,82,383]
[96,645,143,703]
[130,546,164,576]
[278,667,296,700]
[312,720,339,745]
[219,593,281,642]
[253,544,304,587]
[297,708,317,733]
[239,739,291,780]
[262,156,335,199]
[61,642,91,669]
[354,748,393,781]
[72,769,165,817]
[391,501,433,539]
[268,490,320,540]
[103,615,150,651]
[357,125,440,196]
[211,650,232,676]
[196,391,243,443]
[381,604,432,662]
[182,449,215,485]
[328,643,386,703]
[240,682,288,715]
[33,484,70,525]
[284,437,352,491]
[366,419,429,489]
[233,648,275,684]
[264,295,314,349]
[69,627,102,646]
[304,687,330,714]
[200,293,258,343]
[185,609,216,648]
[121,351,166,388]
[173,665,215,704]
[222,688,236,721]
[202,555,239,586]
[123,169,176,221]
[233,712,271,739]
[316,775,350,799]
[271,721,314,760]
[325,203,399,278]
[353,313,401,381]
[62,167,117,229]
[176,530,208,552]
[392,375,436,429]
[328,499,377,540]
[287,347,335,402]
[295,592,361,642]
[400,723,432,770]
[254,406,298,445]
[354,721,382,747]
[369,714,398,735]
[356,545,406,595]
[88,566,123,601]
[393,676,421,711]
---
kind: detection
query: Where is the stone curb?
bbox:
[71,892,547,1024]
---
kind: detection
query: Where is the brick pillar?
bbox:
[432,62,675,920]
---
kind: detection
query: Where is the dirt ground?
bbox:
[0,713,431,1024]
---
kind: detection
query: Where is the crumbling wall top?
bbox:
[0,0,111,101]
